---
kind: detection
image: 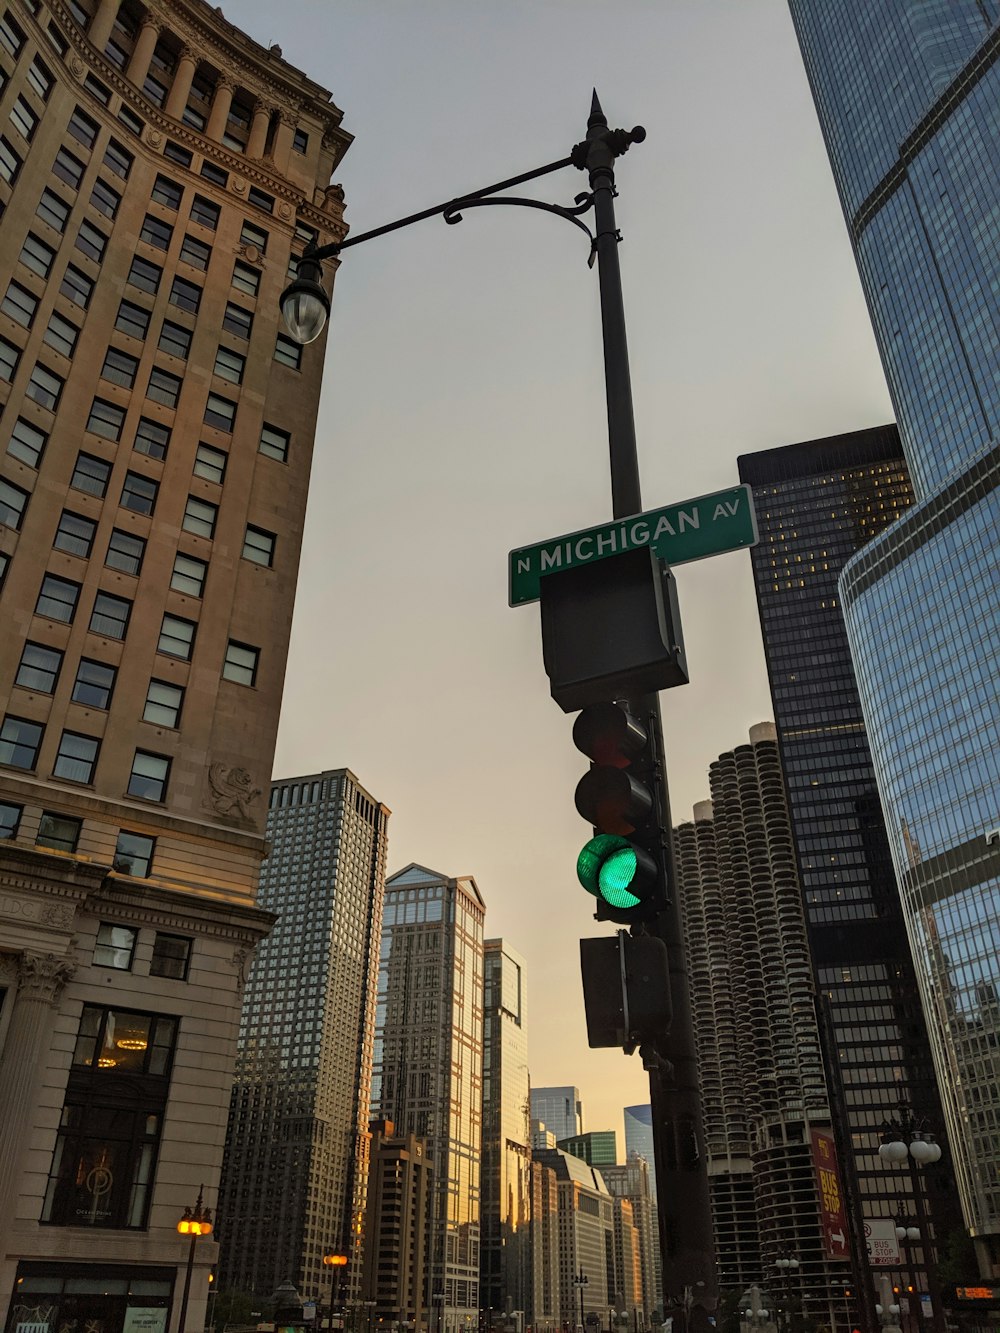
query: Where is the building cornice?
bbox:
[85,877,277,944]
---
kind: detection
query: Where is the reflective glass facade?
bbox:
[789,2,1000,1261]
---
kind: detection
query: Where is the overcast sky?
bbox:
[232,0,892,1147]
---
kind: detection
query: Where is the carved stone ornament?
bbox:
[277,201,292,221]
[232,946,253,989]
[232,177,247,195]
[38,901,76,930]
[69,55,85,80]
[18,951,76,1003]
[145,128,163,149]
[278,107,299,128]
[207,763,262,821]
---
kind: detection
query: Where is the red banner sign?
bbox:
[811,1128,850,1261]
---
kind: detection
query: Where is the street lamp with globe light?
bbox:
[176,1187,213,1333]
[878,1115,946,1333]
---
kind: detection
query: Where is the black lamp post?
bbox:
[573,1270,589,1332]
[279,94,717,1326]
[176,1186,213,1333]
[878,1113,946,1333]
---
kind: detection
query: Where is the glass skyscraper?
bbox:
[789,3,1000,1271]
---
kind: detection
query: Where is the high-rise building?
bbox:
[0,2,348,1329]
[481,939,531,1326]
[623,1107,656,1201]
[676,725,845,1326]
[532,1149,614,1326]
[362,1119,433,1330]
[738,430,963,1300]
[531,1120,557,1152]
[788,3,1000,1270]
[529,1158,560,1330]
[530,1087,583,1142]
[373,864,486,1332]
[217,770,389,1300]
[602,1156,658,1322]
[557,1131,617,1169]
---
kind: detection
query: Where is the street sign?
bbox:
[508,484,758,606]
[865,1219,902,1266]
[811,1128,850,1261]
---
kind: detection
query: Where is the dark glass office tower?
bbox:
[787,4,1000,1270]
[738,429,963,1299]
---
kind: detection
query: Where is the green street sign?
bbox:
[508,483,758,606]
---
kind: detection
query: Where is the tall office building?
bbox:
[788,3,1000,1271]
[602,1157,658,1323]
[361,1119,433,1329]
[530,1087,583,1143]
[218,770,389,1300]
[373,864,486,1332]
[0,2,348,1330]
[738,430,963,1300]
[481,939,531,1325]
[676,726,843,1325]
[557,1131,617,1169]
[623,1107,656,1202]
[532,1149,614,1325]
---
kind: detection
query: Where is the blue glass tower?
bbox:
[788,2,1000,1273]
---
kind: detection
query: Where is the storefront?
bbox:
[4,1265,173,1333]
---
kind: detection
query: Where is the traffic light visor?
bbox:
[577,834,655,908]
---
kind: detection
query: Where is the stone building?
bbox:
[361,1119,433,1331]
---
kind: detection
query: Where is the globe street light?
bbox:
[176,1186,213,1333]
[573,1270,589,1333]
[772,1256,799,1333]
[878,1114,946,1333]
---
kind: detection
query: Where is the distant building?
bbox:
[481,940,531,1323]
[623,1106,656,1200]
[531,1086,583,1142]
[529,1157,560,1328]
[373,864,486,1333]
[603,1156,658,1320]
[533,1149,614,1325]
[218,770,388,1300]
[531,1120,557,1152]
[362,1119,433,1329]
[557,1130,617,1168]
[608,1196,643,1320]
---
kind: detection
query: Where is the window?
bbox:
[134,417,170,459]
[223,99,251,151]
[36,812,81,852]
[103,139,133,180]
[242,525,275,567]
[114,831,155,877]
[200,160,227,187]
[68,106,99,150]
[120,471,158,516]
[75,218,107,262]
[146,367,181,408]
[0,478,29,529]
[158,613,195,660]
[115,299,150,339]
[128,256,162,294]
[93,922,136,968]
[0,135,21,185]
[182,496,216,537]
[0,715,43,769]
[68,0,91,28]
[142,72,167,108]
[2,280,37,327]
[193,442,226,484]
[203,393,235,433]
[143,679,183,726]
[140,213,172,250]
[170,552,207,597]
[0,801,21,839]
[117,105,143,137]
[15,641,63,693]
[292,128,308,154]
[44,310,79,358]
[60,264,93,308]
[151,174,182,209]
[27,58,53,101]
[179,233,210,271]
[72,657,116,708]
[70,452,110,497]
[150,933,191,980]
[36,574,81,622]
[0,11,25,57]
[294,222,318,248]
[54,729,99,783]
[10,95,39,142]
[169,276,201,314]
[247,186,274,213]
[90,176,120,219]
[89,591,131,639]
[84,74,110,105]
[222,302,252,339]
[213,346,244,384]
[223,640,258,686]
[45,24,69,57]
[52,146,85,190]
[9,419,47,468]
[240,219,268,252]
[157,320,190,359]
[105,528,144,576]
[87,397,126,441]
[54,509,96,557]
[0,335,19,383]
[37,187,70,231]
[20,232,56,277]
[101,348,138,388]
[274,334,302,370]
[232,260,259,297]
[189,194,219,230]
[128,750,170,801]
[27,364,64,411]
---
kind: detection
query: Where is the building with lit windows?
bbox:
[217,769,389,1302]
[0,2,349,1330]
[373,865,485,1333]
[788,2,1000,1272]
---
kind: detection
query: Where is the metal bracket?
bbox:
[443,191,598,265]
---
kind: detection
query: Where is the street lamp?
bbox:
[772,1255,799,1333]
[878,1113,946,1333]
[573,1271,589,1332]
[176,1187,213,1333]
[322,1253,349,1331]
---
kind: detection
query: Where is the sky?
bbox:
[232,0,894,1147]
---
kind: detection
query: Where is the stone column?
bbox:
[126,15,160,89]
[0,951,76,1219]
[206,76,234,143]
[165,47,198,120]
[247,101,271,158]
[271,109,296,174]
[87,0,120,52]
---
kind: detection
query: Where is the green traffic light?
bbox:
[577,834,642,908]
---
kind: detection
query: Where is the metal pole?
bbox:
[907,1158,945,1333]
[177,1234,197,1333]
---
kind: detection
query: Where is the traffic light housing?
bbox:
[580,931,671,1048]
[573,701,666,923]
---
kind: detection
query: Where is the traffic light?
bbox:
[573,701,665,923]
[580,931,670,1048]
